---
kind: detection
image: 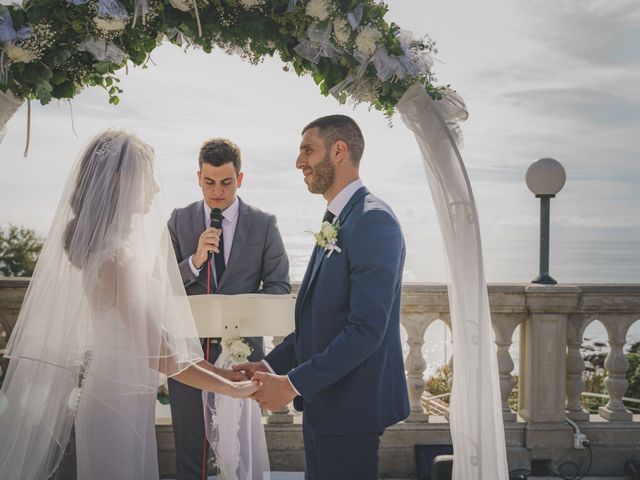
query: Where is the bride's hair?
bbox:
[63,131,141,268]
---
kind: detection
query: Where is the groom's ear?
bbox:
[236,172,244,188]
[333,140,348,164]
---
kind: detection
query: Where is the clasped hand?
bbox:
[231,361,297,411]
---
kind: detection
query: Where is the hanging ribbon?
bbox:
[294,22,339,64]
[78,38,126,64]
[328,74,355,100]
[396,29,434,77]
[165,27,188,47]
[0,8,33,44]
[131,0,149,28]
[192,0,203,37]
[23,99,31,157]
[97,0,129,20]
[347,3,364,30]
[68,100,79,138]
[372,46,407,82]
[287,0,299,12]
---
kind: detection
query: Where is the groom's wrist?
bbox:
[286,374,301,396]
[261,359,275,374]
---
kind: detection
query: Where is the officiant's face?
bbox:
[198,162,243,211]
[297,127,335,194]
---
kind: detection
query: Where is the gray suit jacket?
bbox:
[168,197,291,297]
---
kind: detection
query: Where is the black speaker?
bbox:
[415,444,454,480]
[625,459,640,480]
[431,454,453,480]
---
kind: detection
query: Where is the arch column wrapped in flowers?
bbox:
[0,1,508,478]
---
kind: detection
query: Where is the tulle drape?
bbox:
[0,130,204,480]
[204,348,270,480]
[398,84,509,480]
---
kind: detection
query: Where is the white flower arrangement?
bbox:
[224,336,253,363]
[305,0,333,21]
[355,25,382,57]
[3,43,39,63]
[239,0,266,9]
[168,0,192,13]
[332,16,351,46]
[93,16,127,34]
[2,21,55,64]
[313,220,342,257]
[351,76,382,104]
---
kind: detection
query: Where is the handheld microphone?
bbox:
[208,208,224,261]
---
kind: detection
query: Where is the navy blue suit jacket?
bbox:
[265,187,410,434]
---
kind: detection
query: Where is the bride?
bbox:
[0,130,257,480]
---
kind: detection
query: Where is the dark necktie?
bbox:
[213,226,225,291]
[323,209,336,224]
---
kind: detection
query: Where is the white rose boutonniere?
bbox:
[224,336,253,363]
[312,220,342,257]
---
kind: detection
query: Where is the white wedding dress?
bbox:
[0,131,206,479]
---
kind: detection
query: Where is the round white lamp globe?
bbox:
[526,158,566,196]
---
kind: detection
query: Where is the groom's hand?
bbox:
[214,367,247,383]
[251,372,297,411]
[232,361,268,380]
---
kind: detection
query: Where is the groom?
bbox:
[167,138,291,480]
[236,115,410,479]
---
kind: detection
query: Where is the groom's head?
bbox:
[197,138,244,211]
[297,115,364,200]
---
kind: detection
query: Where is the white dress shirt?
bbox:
[326,179,364,220]
[263,179,365,395]
[188,196,240,279]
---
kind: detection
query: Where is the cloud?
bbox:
[504,87,640,127]
[519,0,640,66]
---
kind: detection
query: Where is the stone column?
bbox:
[519,286,579,423]
[598,317,634,421]
[401,312,438,422]
[266,335,294,425]
[492,314,522,422]
[565,314,589,421]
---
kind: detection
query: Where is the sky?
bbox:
[1,0,639,284]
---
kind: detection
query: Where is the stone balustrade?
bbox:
[1,279,639,477]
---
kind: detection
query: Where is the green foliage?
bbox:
[157,383,170,405]
[425,364,452,404]
[581,367,608,413]
[0,0,443,116]
[0,225,43,277]
[626,351,640,399]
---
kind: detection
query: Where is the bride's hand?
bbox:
[225,380,260,399]
[214,366,249,383]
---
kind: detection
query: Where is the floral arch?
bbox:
[0,0,441,123]
[0,1,508,479]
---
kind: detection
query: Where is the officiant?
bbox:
[167,138,291,480]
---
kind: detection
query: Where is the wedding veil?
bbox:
[0,130,204,479]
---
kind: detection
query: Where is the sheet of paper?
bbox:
[188,294,296,339]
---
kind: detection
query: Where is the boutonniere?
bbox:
[312,220,342,257]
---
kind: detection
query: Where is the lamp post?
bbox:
[526,158,566,285]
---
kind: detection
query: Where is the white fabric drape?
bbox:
[0,89,23,144]
[0,130,204,480]
[397,83,508,480]
[204,348,270,480]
